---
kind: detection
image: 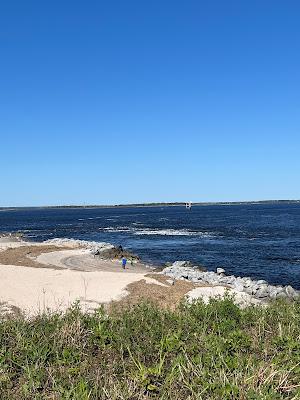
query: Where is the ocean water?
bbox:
[1,204,300,288]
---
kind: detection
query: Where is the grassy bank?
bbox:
[0,298,300,399]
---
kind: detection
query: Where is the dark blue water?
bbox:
[1,204,300,288]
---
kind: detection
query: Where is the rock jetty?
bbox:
[44,238,139,261]
[162,261,300,301]
[44,238,115,253]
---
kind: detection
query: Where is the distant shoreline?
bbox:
[1,199,300,210]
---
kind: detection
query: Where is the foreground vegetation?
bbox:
[0,298,300,399]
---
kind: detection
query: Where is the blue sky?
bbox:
[1,1,299,206]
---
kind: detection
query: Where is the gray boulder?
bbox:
[217,267,225,275]
[232,282,244,292]
[285,285,299,299]
[269,287,282,299]
[277,291,287,299]
[257,279,268,285]
[255,285,270,298]
[241,278,252,288]
[172,261,194,268]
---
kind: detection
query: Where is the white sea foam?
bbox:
[134,229,212,237]
[99,226,213,237]
[101,227,131,233]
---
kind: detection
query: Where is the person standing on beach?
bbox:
[122,257,127,269]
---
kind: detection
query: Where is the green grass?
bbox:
[1,297,300,399]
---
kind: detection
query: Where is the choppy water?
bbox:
[1,204,300,288]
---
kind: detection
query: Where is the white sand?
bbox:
[0,237,262,316]
[36,248,90,269]
[0,238,162,316]
[0,264,162,316]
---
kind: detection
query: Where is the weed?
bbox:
[0,298,300,399]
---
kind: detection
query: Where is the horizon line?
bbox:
[1,199,300,209]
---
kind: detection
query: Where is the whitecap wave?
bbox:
[99,226,213,237]
[134,228,212,237]
[101,226,131,233]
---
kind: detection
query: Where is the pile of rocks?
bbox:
[44,238,139,261]
[94,245,140,261]
[44,238,115,254]
[162,261,300,301]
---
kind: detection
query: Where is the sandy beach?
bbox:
[0,235,265,317]
[0,236,168,316]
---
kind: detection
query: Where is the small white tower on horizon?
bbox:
[185,201,192,210]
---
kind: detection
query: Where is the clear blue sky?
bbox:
[1,1,299,206]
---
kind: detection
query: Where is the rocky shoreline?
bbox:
[44,238,140,261]
[53,238,299,302]
[2,234,299,303]
[162,261,300,301]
